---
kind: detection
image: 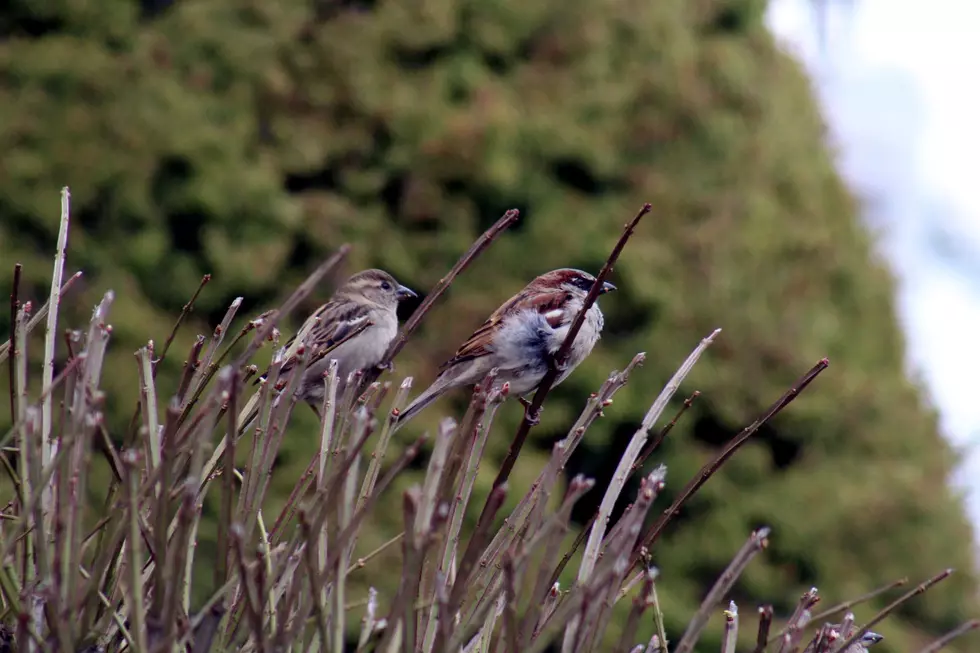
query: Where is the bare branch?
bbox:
[753,605,774,653]
[635,358,829,563]
[673,527,771,653]
[770,577,908,644]
[918,620,980,653]
[722,601,739,653]
[834,569,954,653]
[360,209,520,394]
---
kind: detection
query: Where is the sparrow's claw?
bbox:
[520,398,542,426]
[549,357,570,375]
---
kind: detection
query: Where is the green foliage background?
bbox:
[1,0,978,650]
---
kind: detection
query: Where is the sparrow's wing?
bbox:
[440,289,566,369]
[257,301,373,383]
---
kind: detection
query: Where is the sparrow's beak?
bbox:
[396,285,418,301]
[599,281,617,294]
[861,633,884,646]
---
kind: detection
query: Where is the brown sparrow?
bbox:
[255,268,416,417]
[396,268,615,427]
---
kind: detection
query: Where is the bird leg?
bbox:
[548,355,569,376]
[376,360,396,374]
[518,396,542,426]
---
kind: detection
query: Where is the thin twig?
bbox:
[835,614,856,652]
[234,245,351,370]
[776,588,820,653]
[423,378,506,652]
[572,467,668,653]
[633,390,700,473]
[333,426,364,653]
[125,274,211,441]
[216,368,239,589]
[123,450,149,653]
[138,345,162,481]
[918,619,980,653]
[650,579,668,653]
[230,525,266,651]
[433,484,509,653]
[807,623,838,653]
[151,401,180,623]
[722,601,739,653]
[8,263,22,426]
[770,577,908,643]
[673,527,771,653]
[753,605,774,653]
[14,303,33,626]
[617,568,658,652]
[41,187,71,539]
[374,489,422,653]
[577,329,718,586]
[174,336,206,410]
[552,389,700,593]
[157,273,212,375]
[0,353,85,453]
[358,208,520,395]
[0,270,83,364]
[635,358,829,563]
[348,532,405,574]
[356,377,412,516]
[267,453,321,545]
[502,554,519,653]
[834,569,954,653]
[181,296,243,418]
[299,511,330,650]
[541,355,648,588]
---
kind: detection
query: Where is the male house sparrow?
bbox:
[255,268,416,417]
[396,268,615,427]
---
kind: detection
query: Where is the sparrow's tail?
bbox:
[239,405,260,436]
[236,391,283,436]
[393,377,453,432]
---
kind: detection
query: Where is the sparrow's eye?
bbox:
[381,282,392,291]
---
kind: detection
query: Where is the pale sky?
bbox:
[766,0,980,531]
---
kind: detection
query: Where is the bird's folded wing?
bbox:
[440,289,566,369]
[258,302,373,382]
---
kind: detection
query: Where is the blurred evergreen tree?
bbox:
[0,0,976,650]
